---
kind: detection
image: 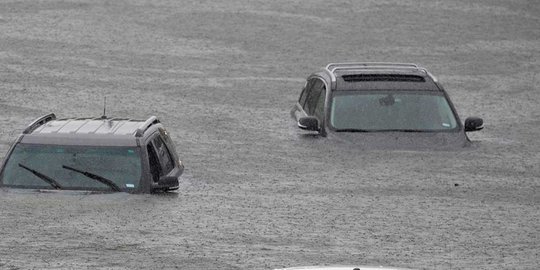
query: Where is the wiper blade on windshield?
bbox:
[18,163,63,190]
[62,165,121,192]
[376,129,430,132]
[336,128,430,133]
[335,128,372,132]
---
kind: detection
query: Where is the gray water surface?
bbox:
[0,1,539,269]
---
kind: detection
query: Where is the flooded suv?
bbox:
[291,62,484,149]
[0,113,184,193]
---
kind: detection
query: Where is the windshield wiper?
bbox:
[62,165,121,192]
[336,128,430,133]
[335,128,372,132]
[18,163,63,190]
[376,129,430,132]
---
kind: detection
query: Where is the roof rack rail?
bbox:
[23,113,56,134]
[326,62,419,73]
[135,116,160,137]
[323,62,437,86]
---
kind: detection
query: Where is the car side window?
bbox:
[158,128,177,157]
[146,144,161,182]
[152,136,174,175]
[304,79,324,115]
[314,87,326,121]
[298,81,310,107]
[301,79,315,112]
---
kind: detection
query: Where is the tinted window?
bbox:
[304,79,324,115]
[342,74,425,82]
[314,87,326,121]
[152,136,174,175]
[147,144,161,182]
[298,81,309,107]
[158,128,177,158]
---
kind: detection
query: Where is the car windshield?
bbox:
[330,91,458,132]
[0,144,142,192]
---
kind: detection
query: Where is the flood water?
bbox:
[0,1,539,269]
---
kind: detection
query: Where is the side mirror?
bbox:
[464,117,484,132]
[153,175,179,192]
[298,116,320,131]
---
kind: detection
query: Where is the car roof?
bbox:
[316,62,441,92]
[19,114,160,146]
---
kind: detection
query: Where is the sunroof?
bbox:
[342,74,426,82]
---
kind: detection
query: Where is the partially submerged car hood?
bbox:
[328,131,471,150]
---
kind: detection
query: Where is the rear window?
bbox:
[342,74,425,82]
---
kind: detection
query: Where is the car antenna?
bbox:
[101,96,107,119]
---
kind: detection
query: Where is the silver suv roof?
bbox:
[19,114,160,146]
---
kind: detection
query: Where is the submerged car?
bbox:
[0,113,184,193]
[274,266,417,270]
[291,62,484,149]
